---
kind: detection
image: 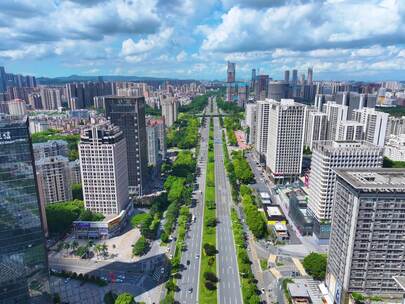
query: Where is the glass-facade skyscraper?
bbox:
[105,96,147,196]
[0,116,50,303]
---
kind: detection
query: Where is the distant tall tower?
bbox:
[292,69,298,85]
[251,68,256,90]
[0,66,6,92]
[307,67,313,85]
[284,70,290,83]
[227,61,236,83]
[300,74,306,85]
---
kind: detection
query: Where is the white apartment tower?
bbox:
[161,96,178,127]
[353,107,389,147]
[146,125,159,166]
[266,99,305,182]
[336,120,364,141]
[323,101,348,140]
[308,141,383,239]
[304,108,328,150]
[327,168,405,303]
[245,103,257,144]
[79,123,129,215]
[254,100,271,161]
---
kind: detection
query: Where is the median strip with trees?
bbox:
[199,117,218,304]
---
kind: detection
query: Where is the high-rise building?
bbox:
[327,168,405,303]
[308,141,383,239]
[36,155,72,205]
[251,68,256,90]
[353,107,389,147]
[384,134,405,161]
[146,125,159,167]
[66,82,113,109]
[40,87,62,110]
[266,99,305,182]
[388,116,405,136]
[7,99,27,117]
[336,120,364,141]
[227,61,236,83]
[307,67,313,85]
[323,101,348,140]
[105,96,148,195]
[0,66,6,92]
[161,96,178,127]
[147,118,166,160]
[0,116,50,303]
[292,69,298,85]
[284,70,290,83]
[245,103,257,145]
[255,75,269,100]
[237,84,248,107]
[268,81,289,101]
[33,140,69,160]
[79,122,129,215]
[304,108,328,150]
[254,100,271,161]
[300,73,306,85]
[28,93,42,109]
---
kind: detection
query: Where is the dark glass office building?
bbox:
[105,96,147,195]
[0,117,50,303]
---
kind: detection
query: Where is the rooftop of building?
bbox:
[33,139,68,147]
[80,122,123,143]
[338,120,363,126]
[312,140,382,153]
[287,283,310,298]
[266,205,285,217]
[36,155,69,165]
[336,168,405,192]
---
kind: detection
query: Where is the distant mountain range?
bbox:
[37,74,194,85]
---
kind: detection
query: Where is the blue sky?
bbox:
[0,0,405,81]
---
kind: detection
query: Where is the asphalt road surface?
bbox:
[175,106,209,304]
[213,106,243,304]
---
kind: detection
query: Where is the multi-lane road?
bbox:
[175,106,209,304]
[213,104,243,304]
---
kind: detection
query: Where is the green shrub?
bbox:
[203,243,217,256]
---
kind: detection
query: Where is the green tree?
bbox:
[71,240,79,252]
[75,246,87,258]
[165,278,178,292]
[302,252,327,280]
[351,292,366,304]
[132,236,150,256]
[104,291,117,304]
[114,293,134,304]
[63,242,70,254]
[71,183,83,200]
[46,200,84,234]
[130,213,149,228]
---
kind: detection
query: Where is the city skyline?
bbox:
[0,0,404,81]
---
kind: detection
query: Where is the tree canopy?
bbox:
[166,115,199,149]
[46,200,104,235]
[302,252,327,280]
[114,293,135,304]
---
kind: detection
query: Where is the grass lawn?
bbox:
[260,259,268,271]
